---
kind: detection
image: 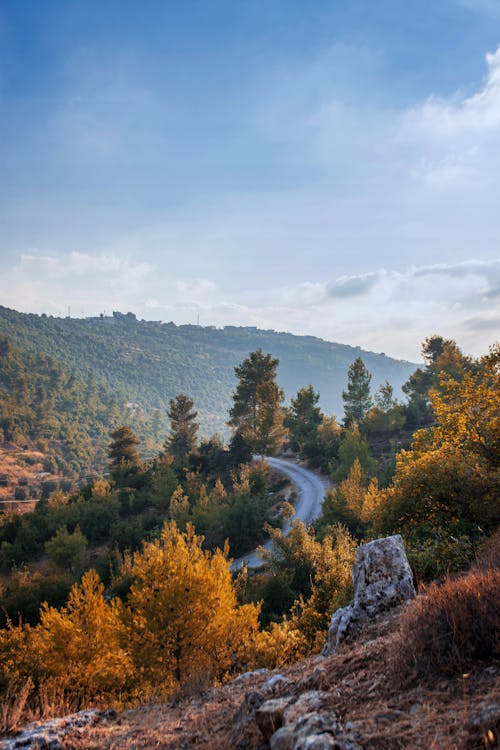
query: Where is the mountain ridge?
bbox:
[0,305,417,435]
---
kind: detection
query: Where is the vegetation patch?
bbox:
[397,567,500,679]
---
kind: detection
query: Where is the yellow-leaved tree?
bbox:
[256,520,356,662]
[368,343,500,580]
[121,521,261,695]
[33,569,133,702]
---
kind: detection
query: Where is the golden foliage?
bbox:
[261,521,356,651]
[254,619,307,668]
[33,570,133,700]
[122,521,261,693]
[364,345,500,542]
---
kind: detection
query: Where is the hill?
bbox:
[6,603,498,749]
[0,306,417,438]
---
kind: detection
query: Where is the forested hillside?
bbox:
[0,335,497,735]
[0,336,124,476]
[0,306,416,437]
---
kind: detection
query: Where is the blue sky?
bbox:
[1,0,500,359]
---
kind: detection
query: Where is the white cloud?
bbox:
[175,279,217,301]
[19,251,152,280]
[1,251,154,317]
[403,47,500,137]
[398,47,500,188]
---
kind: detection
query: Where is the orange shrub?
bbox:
[397,568,500,679]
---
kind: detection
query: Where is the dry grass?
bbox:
[0,679,33,734]
[397,568,500,679]
[476,528,500,571]
[57,606,500,750]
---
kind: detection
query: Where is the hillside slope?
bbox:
[39,607,500,750]
[0,307,417,436]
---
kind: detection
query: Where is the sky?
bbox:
[1,0,500,361]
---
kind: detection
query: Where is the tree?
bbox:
[402,335,471,427]
[284,385,323,455]
[321,459,367,536]
[165,394,199,462]
[374,381,395,411]
[330,423,376,481]
[342,358,372,425]
[34,569,133,700]
[122,521,260,691]
[368,343,500,578]
[229,350,286,456]
[258,520,356,648]
[107,425,141,483]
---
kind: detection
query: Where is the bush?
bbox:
[475,528,500,571]
[407,533,476,584]
[44,526,87,571]
[397,569,500,679]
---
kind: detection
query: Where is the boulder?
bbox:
[323,534,415,656]
[283,692,330,725]
[255,697,293,740]
[269,711,362,750]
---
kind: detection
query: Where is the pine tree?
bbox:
[342,358,372,425]
[229,349,286,456]
[122,521,260,691]
[165,394,199,461]
[374,381,394,411]
[284,385,323,454]
[34,570,133,700]
[108,425,141,483]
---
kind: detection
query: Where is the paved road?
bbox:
[231,456,330,570]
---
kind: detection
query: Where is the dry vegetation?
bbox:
[397,569,500,680]
[54,599,499,750]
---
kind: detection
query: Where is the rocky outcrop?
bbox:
[270,712,363,750]
[236,682,363,750]
[0,710,116,750]
[323,534,415,656]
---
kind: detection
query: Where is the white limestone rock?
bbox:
[323,534,415,656]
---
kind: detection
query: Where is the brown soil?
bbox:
[0,445,59,513]
[62,608,500,749]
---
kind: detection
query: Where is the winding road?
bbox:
[231,456,331,570]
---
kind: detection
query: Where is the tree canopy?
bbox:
[284,385,323,455]
[229,349,286,456]
[342,358,373,425]
[165,394,199,462]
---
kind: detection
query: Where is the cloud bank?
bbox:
[1,253,498,361]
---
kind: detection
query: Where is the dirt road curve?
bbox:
[231,456,330,570]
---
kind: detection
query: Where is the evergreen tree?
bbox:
[34,570,133,700]
[108,425,141,482]
[165,394,199,461]
[403,335,471,427]
[122,521,260,689]
[229,349,286,456]
[330,423,376,481]
[374,380,395,411]
[284,385,323,455]
[342,358,372,425]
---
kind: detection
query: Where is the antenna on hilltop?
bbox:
[67,306,71,318]
[197,312,200,326]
